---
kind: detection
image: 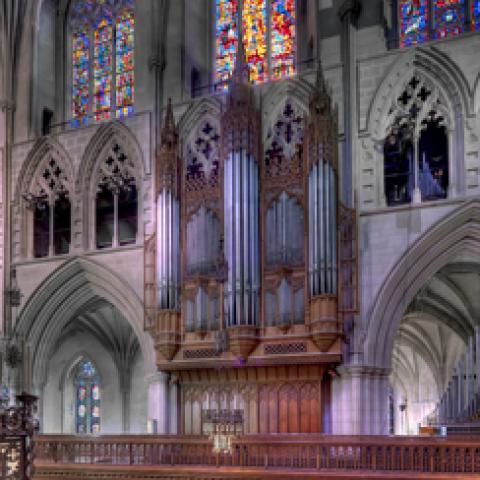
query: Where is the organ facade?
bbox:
[145,43,357,435]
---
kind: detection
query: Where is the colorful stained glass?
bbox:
[72,29,90,126]
[75,360,101,434]
[76,378,88,433]
[434,0,465,39]
[242,0,267,84]
[215,0,238,89]
[93,13,113,121]
[473,0,480,30]
[399,0,428,47]
[81,360,96,376]
[271,0,296,80]
[116,9,135,118]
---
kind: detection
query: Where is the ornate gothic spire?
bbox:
[160,98,178,153]
[157,98,179,195]
[227,2,253,108]
[309,60,331,116]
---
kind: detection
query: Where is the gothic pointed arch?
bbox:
[362,48,469,208]
[364,199,480,369]
[15,137,75,258]
[261,77,312,141]
[15,256,156,392]
[180,98,222,225]
[178,97,223,144]
[78,121,145,249]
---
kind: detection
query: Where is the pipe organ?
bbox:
[145,57,357,434]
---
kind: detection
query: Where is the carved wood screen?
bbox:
[143,233,156,330]
[259,382,320,434]
[0,394,38,480]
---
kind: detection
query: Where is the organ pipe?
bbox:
[220,22,261,358]
[224,150,260,326]
[156,190,180,309]
[156,98,181,310]
[307,77,338,297]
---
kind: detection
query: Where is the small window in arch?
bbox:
[75,360,101,434]
[214,0,296,90]
[95,143,137,249]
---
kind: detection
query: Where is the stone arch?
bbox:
[473,72,480,115]
[364,199,480,369]
[363,47,469,206]
[15,136,74,204]
[77,121,146,249]
[178,97,222,146]
[367,48,468,139]
[261,77,312,142]
[15,256,156,391]
[13,137,75,258]
[179,98,222,182]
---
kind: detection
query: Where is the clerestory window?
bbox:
[70,0,134,126]
[399,0,480,48]
[215,0,296,90]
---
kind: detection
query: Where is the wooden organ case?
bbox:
[145,57,358,435]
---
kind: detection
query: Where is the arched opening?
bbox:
[94,142,138,249]
[390,263,471,434]
[15,258,157,434]
[43,299,143,434]
[418,115,448,201]
[384,126,413,206]
[365,202,480,434]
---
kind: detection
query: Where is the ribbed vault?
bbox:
[16,257,156,389]
[391,259,480,433]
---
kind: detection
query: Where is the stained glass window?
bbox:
[75,360,101,434]
[433,0,465,39]
[473,0,480,30]
[214,0,296,89]
[116,9,135,118]
[93,13,113,121]
[399,0,428,47]
[399,0,472,47]
[243,0,267,84]
[215,0,238,90]
[271,0,296,80]
[70,0,134,125]
[72,30,90,126]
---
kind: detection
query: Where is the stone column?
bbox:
[459,358,466,415]
[338,0,361,207]
[147,372,170,434]
[476,326,480,392]
[168,375,180,434]
[467,337,474,414]
[332,365,390,435]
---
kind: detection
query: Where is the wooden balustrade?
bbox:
[34,434,480,475]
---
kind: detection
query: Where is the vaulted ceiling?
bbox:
[391,258,480,406]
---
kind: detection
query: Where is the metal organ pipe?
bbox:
[224,149,260,327]
[309,146,337,297]
[156,189,180,310]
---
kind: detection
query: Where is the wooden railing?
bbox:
[35,434,480,474]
